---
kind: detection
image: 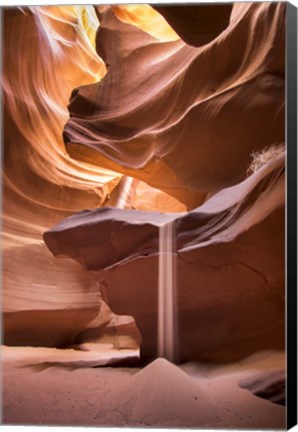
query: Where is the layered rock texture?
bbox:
[65,2,285,199]
[2,3,285,363]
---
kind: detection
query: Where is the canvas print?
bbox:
[1,2,292,429]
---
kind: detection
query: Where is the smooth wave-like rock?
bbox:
[1,6,139,356]
[65,3,285,198]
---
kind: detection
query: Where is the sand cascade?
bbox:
[158,220,177,362]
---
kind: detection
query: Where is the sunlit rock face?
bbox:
[2,3,285,362]
[3,6,123,350]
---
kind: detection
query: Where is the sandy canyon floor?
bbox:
[2,347,285,429]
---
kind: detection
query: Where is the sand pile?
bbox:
[2,349,286,428]
[117,358,217,427]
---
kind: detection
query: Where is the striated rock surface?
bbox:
[1,6,142,355]
[65,2,285,198]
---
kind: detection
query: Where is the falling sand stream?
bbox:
[114,175,178,362]
[158,220,177,363]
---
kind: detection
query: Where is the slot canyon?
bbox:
[2,3,287,428]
